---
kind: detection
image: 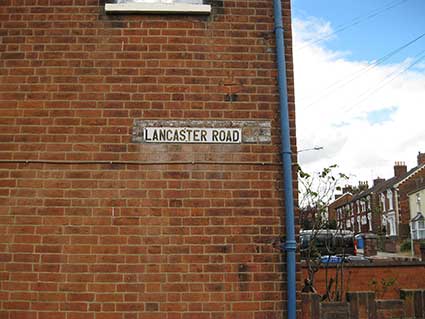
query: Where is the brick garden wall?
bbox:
[0,0,297,318]
[302,262,425,299]
[301,290,425,319]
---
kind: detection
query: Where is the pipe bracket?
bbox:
[281,240,297,252]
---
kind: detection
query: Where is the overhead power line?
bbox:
[301,31,425,109]
[298,0,409,50]
[342,48,425,114]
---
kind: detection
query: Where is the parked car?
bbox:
[300,229,357,259]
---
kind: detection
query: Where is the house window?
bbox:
[345,204,350,216]
[367,212,372,231]
[411,220,425,239]
[411,213,425,240]
[387,190,393,210]
[419,220,425,239]
[381,193,386,211]
[337,208,342,221]
[105,0,211,14]
[416,193,422,213]
[387,213,396,236]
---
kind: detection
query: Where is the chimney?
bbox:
[358,181,369,191]
[418,152,425,166]
[342,185,352,194]
[373,177,385,186]
[394,161,407,177]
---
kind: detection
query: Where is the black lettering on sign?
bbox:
[212,130,219,141]
[144,127,241,143]
[173,130,179,142]
[233,130,240,142]
[193,130,199,142]
[179,129,186,142]
[152,129,159,141]
[144,128,152,141]
[201,130,207,142]
[159,129,166,141]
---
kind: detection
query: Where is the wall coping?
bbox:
[301,259,425,268]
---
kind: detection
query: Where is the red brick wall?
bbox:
[0,0,297,318]
[327,193,352,223]
[301,290,425,319]
[302,263,425,299]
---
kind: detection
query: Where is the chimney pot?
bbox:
[418,152,425,166]
[358,181,369,191]
[394,161,407,177]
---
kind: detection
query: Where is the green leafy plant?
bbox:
[400,239,411,252]
[368,277,397,298]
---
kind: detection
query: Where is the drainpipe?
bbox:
[272,0,297,319]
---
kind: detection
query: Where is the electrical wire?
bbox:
[297,0,409,51]
[342,48,425,114]
[300,31,425,109]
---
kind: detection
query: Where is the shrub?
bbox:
[400,239,411,252]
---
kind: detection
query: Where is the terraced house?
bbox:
[0,0,298,318]
[330,153,425,250]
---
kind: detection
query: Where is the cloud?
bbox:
[294,17,425,184]
[293,16,335,44]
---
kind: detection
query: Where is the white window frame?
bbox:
[387,212,396,236]
[419,220,425,239]
[412,217,425,240]
[387,190,393,211]
[381,214,387,226]
[381,193,386,212]
[412,222,418,239]
[367,212,372,231]
[346,219,351,229]
[416,193,422,213]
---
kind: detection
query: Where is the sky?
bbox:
[292,0,425,186]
